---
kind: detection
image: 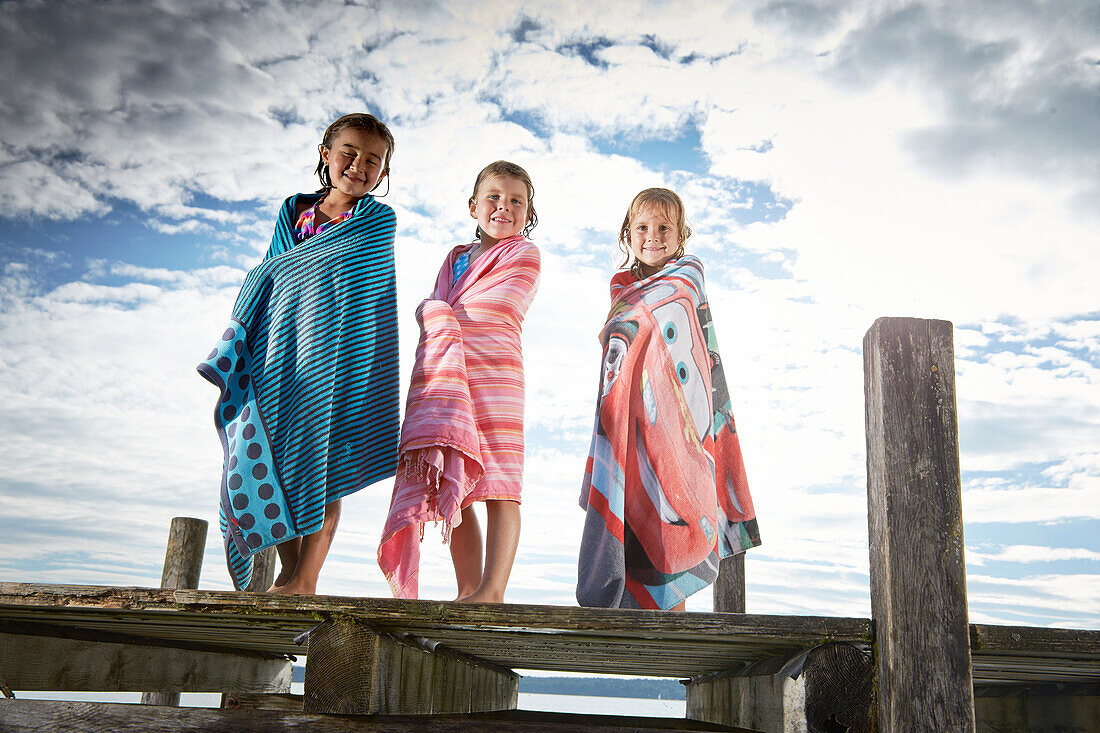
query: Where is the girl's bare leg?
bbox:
[269,537,302,590]
[449,505,484,599]
[457,500,520,603]
[271,499,341,595]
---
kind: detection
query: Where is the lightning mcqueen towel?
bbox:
[577,255,760,610]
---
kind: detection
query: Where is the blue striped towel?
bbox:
[198,192,400,589]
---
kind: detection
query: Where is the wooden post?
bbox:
[220,545,278,709]
[303,619,518,715]
[141,517,207,707]
[713,554,746,613]
[243,546,277,593]
[685,642,873,731]
[863,317,975,730]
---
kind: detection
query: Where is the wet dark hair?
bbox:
[469,160,538,240]
[617,187,692,275]
[314,113,395,194]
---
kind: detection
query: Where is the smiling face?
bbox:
[628,203,682,275]
[320,127,389,199]
[468,174,530,246]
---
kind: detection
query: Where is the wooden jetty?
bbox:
[1,318,1097,732]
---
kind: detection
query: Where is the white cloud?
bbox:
[0,0,1097,632]
[963,485,1100,523]
[968,544,1100,565]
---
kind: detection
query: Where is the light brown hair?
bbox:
[469,160,538,239]
[314,113,395,194]
[617,187,692,273]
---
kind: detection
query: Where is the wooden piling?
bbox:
[141,516,207,707]
[243,546,277,593]
[713,554,746,613]
[863,317,975,730]
[685,642,873,730]
[303,619,518,715]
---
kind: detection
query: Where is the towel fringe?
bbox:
[397,447,473,547]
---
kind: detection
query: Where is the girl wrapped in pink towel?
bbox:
[379,161,541,603]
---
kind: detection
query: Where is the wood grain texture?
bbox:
[0,699,760,732]
[303,619,518,716]
[244,546,277,593]
[685,642,872,732]
[0,583,871,678]
[975,693,1100,733]
[222,692,303,711]
[141,516,207,707]
[157,517,208,590]
[713,554,746,614]
[304,619,380,715]
[0,631,290,692]
[803,642,873,733]
[0,583,1093,683]
[864,317,975,730]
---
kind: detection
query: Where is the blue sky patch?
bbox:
[594,120,709,173]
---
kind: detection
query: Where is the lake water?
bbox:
[14,689,687,718]
[520,692,686,717]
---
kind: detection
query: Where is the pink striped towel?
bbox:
[378,235,541,598]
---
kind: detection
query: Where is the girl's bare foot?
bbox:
[271,537,302,591]
[270,578,317,595]
[268,569,295,591]
[455,589,504,604]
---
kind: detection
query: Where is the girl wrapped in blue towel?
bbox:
[198,113,400,594]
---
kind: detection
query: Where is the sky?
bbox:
[0,0,1097,634]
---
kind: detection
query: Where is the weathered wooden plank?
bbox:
[303,619,518,716]
[0,699,758,732]
[141,516,207,707]
[0,618,287,659]
[440,657,457,713]
[417,644,436,713]
[0,583,874,641]
[0,583,1093,683]
[394,640,429,714]
[223,692,303,712]
[430,643,449,714]
[472,666,499,712]
[971,624,1100,654]
[974,682,1100,733]
[0,631,290,692]
[456,661,473,713]
[504,670,519,708]
[973,681,1100,698]
[303,618,379,715]
[686,642,873,732]
[385,631,408,713]
[713,554,745,613]
[864,317,975,730]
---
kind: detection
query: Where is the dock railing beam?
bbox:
[141,516,207,707]
[863,317,975,730]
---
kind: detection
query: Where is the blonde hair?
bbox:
[469,160,538,239]
[617,188,692,275]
